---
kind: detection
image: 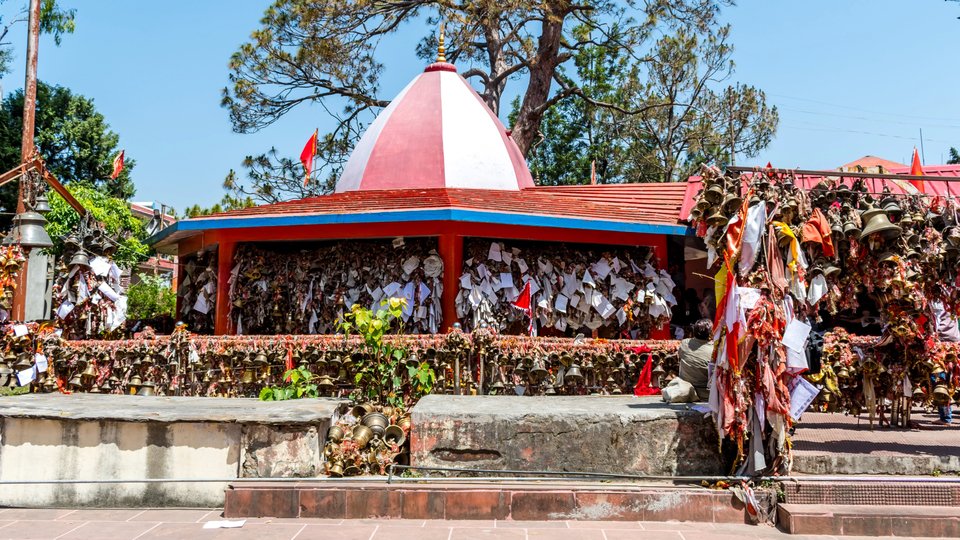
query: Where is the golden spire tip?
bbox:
[436,22,446,63]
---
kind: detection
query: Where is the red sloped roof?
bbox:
[196,184,688,226]
[841,155,907,170]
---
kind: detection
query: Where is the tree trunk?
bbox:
[509,15,564,156]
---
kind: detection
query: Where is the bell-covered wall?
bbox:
[226,238,443,335]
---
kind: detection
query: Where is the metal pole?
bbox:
[919,128,926,164]
[10,0,41,322]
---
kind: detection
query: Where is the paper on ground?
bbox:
[203,520,246,529]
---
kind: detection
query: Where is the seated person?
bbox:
[678,318,713,401]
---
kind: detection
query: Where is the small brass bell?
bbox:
[240,369,256,385]
[68,250,91,268]
[706,210,728,227]
[932,385,951,406]
[68,373,83,390]
[81,363,98,381]
[721,194,743,214]
[529,358,548,380]
[703,184,724,204]
[383,425,406,447]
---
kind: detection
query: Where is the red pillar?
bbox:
[214,240,236,335]
[650,234,671,340]
[437,234,462,332]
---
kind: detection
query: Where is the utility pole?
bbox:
[10,0,42,321]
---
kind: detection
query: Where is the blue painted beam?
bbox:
[147,208,691,246]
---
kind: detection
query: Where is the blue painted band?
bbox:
[148,208,691,245]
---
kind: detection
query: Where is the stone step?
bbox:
[224,481,763,522]
[778,503,960,537]
[781,480,960,506]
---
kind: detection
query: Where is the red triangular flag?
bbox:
[110,150,124,179]
[633,354,659,396]
[300,129,318,187]
[511,281,531,313]
[909,148,924,193]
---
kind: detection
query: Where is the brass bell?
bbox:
[823,264,841,278]
[136,382,156,397]
[722,193,743,214]
[564,364,583,384]
[880,197,902,219]
[81,362,98,382]
[68,250,91,268]
[842,221,859,238]
[317,375,335,393]
[351,424,374,448]
[529,358,548,380]
[383,425,406,447]
[240,369,256,384]
[859,206,901,241]
[328,460,344,477]
[326,425,345,443]
[706,210,728,227]
[703,184,724,204]
[362,412,389,437]
[932,385,951,406]
[68,373,83,390]
[2,210,53,249]
[836,365,850,379]
[396,414,412,432]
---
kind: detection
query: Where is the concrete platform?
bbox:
[0,394,345,508]
[223,480,763,523]
[792,411,960,475]
[778,503,960,537]
[410,395,721,476]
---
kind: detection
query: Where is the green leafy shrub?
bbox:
[126,273,176,320]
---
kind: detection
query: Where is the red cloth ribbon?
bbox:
[633,353,660,396]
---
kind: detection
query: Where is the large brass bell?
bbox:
[361,412,389,437]
[859,206,901,241]
[326,425,345,443]
[240,369,256,384]
[721,193,742,214]
[80,362,98,382]
[137,382,156,396]
[529,358,548,380]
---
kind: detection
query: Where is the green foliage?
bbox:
[181,192,256,218]
[948,148,960,165]
[0,82,136,226]
[0,0,75,75]
[259,366,319,401]
[126,273,176,320]
[45,184,149,269]
[338,298,435,408]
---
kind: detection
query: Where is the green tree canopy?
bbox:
[45,184,149,269]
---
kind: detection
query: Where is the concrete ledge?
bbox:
[0,395,346,507]
[410,395,721,476]
[782,480,960,506]
[778,503,960,537]
[224,481,755,522]
[0,393,343,424]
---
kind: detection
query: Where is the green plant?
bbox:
[259,365,318,401]
[338,298,435,409]
[126,273,176,320]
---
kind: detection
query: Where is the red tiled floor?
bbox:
[792,411,960,457]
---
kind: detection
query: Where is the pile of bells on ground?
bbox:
[478,349,678,396]
[808,329,960,415]
[0,245,25,311]
[323,403,412,477]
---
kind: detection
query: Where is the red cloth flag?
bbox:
[110,150,124,179]
[300,129,318,186]
[633,348,660,396]
[511,281,536,336]
[909,148,924,192]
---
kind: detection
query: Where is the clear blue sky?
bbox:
[0,0,957,212]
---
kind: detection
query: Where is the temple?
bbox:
[150,53,690,338]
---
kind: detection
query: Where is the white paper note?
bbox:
[90,256,111,277]
[516,258,528,273]
[192,294,210,314]
[592,259,612,280]
[555,294,569,314]
[788,376,820,421]
[17,366,36,386]
[35,353,48,372]
[781,319,812,352]
[488,242,502,262]
[459,273,473,290]
[13,324,28,337]
[402,256,420,275]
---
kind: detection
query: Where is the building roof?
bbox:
[840,155,907,171]
[336,61,534,193]
[148,183,691,249]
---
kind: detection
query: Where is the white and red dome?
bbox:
[335,62,535,193]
